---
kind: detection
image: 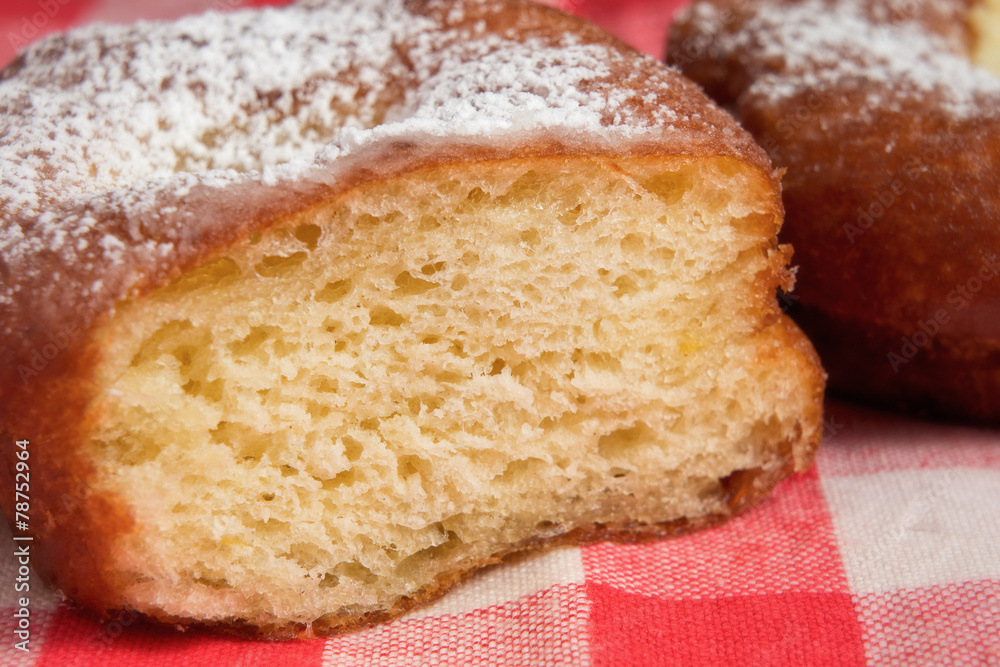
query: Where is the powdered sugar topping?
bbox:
[683,0,1000,117]
[0,0,687,313]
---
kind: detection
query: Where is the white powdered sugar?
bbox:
[0,0,685,313]
[683,0,1000,117]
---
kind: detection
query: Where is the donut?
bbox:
[668,0,1000,423]
[0,0,824,638]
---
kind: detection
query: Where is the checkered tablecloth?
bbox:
[1,0,999,664]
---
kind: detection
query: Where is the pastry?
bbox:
[669,0,1000,422]
[0,0,824,637]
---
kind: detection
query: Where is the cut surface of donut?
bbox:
[0,0,824,637]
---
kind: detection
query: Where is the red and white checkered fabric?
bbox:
[2,0,999,664]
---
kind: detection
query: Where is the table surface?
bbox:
[1,0,998,665]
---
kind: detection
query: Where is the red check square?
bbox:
[583,469,851,598]
[588,584,866,666]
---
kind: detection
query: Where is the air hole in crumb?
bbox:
[323,469,356,489]
[255,252,308,278]
[421,261,446,275]
[322,318,343,334]
[703,187,732,212]
[642,169,695,206]
[369,306,405,326]
[398,455,424,478]
[394,271,437,296]
[450,274,469,292]
[598,422,654,460]
[655,246,676,263]
[356,213,380,229]
[261,493,275,501]
[336,561,378,585]
[582,352,622,373]
[129,319,195,368]
[228,326,273,358]
[489,359,506,375]
[418,304,448,318]
[182,378,224,402]
[466,187,489,204]
[436,370,463,384]
[162,257,240,294]
[341,436,363,462]
[559,204,582,226]
[311,377,339,394]
[315,279,352,303]
[520,228,541,247]
[455,187,490,215]
[307,401,331,419]
[620,233,646,255]
[294,223,322,250]
[613,275,639,298]
[460,251,480,268]
[500,458,546,485]
[419,215,441,231]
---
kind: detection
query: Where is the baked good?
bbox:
[668,0,1000,423]
[0,0,824,638]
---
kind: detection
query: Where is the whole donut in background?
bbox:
[669,0,1000,423]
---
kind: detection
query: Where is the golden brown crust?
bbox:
[668,0,1000,423]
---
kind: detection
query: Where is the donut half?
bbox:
[0,0,824,637]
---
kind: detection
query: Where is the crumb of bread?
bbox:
[86,154,818,631]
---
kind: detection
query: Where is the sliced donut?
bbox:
[0,0,824,637]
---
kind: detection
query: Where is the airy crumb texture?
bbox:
[87,156,821,635]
